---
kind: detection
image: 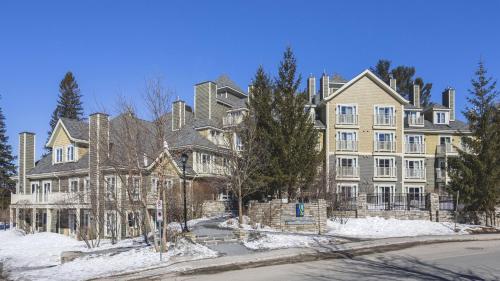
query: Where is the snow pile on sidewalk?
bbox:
[327,217,474,238]
[244,233,331,250]
[218,216,275,232]
[0,230,216,281]
[168,216,214,232]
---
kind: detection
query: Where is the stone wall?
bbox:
[201,200,226,217]
[247,199,327,234]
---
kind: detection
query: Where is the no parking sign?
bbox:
[156,200,163,222]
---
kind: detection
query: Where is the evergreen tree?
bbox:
[0,97,16,190]
[448,60,500,226]
[271,47,320,199]
[46,72,84,151]
[371,59,432,106]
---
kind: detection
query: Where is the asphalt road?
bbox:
[175,240,500,281]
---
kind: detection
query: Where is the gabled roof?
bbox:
[324,69,410,104]
[45,118,89,147]
[216,74,246,95]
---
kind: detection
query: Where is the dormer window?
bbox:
[435,112,448,124]
[67,145,75,161]
[54,147,63,163]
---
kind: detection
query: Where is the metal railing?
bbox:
[336,140,358,151]
[336,166,360,178]
[374,114,396,126]
[405,142,425,154]
[375,166,397,178]
[223,115,244,127]
[436,168,446,180]
[331,194,357,211]
[374,141,396,152]
[336,114,358,125]
[406,116,424,126]
[437,144,456,154]
[405,168,426,179]
[366,193,429,211]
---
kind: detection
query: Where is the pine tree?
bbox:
[272,47,320,200]
[46,72,84,151]
[371,59,432,106]
[448,60,500,226]
[0,97,16,190]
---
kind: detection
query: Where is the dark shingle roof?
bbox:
[314,119,326,129]
[405,119,469,132]
[27,153,89,175]
[424,103,449,111]
[216,75,245,94]
[60,118,89,141]
[404,104,421,110]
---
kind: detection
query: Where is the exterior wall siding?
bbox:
[195,82,213,120]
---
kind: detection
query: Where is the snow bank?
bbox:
[244,233,331,250]
[327,217,474,238]
[218,216,276,232]
[0,230,216,281]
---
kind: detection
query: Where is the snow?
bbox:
[327,217,476,238]
[218,216,276,232]
[0,228,217,281]
[244,233,331,250]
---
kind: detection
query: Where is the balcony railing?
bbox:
[374,114,396,126]
[336,140,358,152]
[406,116,424,126]
[336,114,358,125]
[336,166,360,178]
[223,115,244,127]
[436,168,446,180]
[437,144,456,155]
[405,142,425,154]
[367,193,428,211]
[375,166,397,178]
[405,168,426,179]
[11,192,82,205]
[374,141,396,152]
[196,164,227,175]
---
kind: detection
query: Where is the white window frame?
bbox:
[54,147,64,163]
[336,183,358,197]
[68,178,79,194]
[336,104,358,124]
[375,184,395,203]
[105,176,117,201]
[105,211,117,237]
[151,177,159,194]
[435,111,448,124]
[374,157,396,178]
[131,176,141,201]
[66,144,75,162]
[42,180,51,202]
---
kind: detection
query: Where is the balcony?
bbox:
[223,114,244,127]
[375,166,397,178]
[336,166,360,178]
[336,140,358,152]
[196,164,226,175]
[436,144,456,155]
[405,168,426,180]
[436,168,446,181]
[374,141,396,152]
[11,192,82,205]
[406,116,424,126]
[374,114,396,126]
[336,114,358,125]
[405,142,425,154]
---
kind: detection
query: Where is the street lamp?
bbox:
[181,153,189,232]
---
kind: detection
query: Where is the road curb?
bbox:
[178,234,500,276]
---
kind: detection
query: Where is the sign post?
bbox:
[156,200,163,261]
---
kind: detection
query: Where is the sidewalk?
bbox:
[95,233,500,280]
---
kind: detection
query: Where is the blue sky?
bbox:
[1,1,499,159]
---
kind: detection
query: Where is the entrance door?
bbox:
[377,186,394,210]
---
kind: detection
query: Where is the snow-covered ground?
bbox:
[218,216,276,232]
[244,233,333,250]
[0,219,217,281]
[327,217,478,238]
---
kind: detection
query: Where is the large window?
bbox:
[375,132,395,151]
[336,104,357,124]
[54,147,63,163]
[337,131,357,151]
[375,157,396,177]
[336,157,358,177]
[336,184,358,197]
[435,112,447,124]
[374,106,395,125]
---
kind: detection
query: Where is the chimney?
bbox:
[320,73,329,101]
[172,100,186,130]
[442,88,456,121]
[307,75,316,103]
[411,84,421,107]
[89,112,109,230]
[194,81,216,120]
[389,76,397,91]
[18,132,35,194]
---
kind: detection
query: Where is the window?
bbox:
[336,184,358,197]
[374,106,395,125]
[405,159,425,179]
[105,176,116,200]
[84,177,90,194]
[376,185,395,204]
[67,145,75,161]
[337,131,357,151]
[336,157,358,177]
[235,135,243,151]
[151,177,159,194]
[54,147,63,163]
[375,157,395,177]
[69,178,78,193]
[131,177,140,201]
[336,104,357,124]
[128,212,139,228]
[105,212,117,237]
[435,112,447,124]
[375,132,395,151]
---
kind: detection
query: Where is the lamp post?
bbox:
[181,153,189,232]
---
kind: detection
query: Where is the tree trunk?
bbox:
[238,185,243,226]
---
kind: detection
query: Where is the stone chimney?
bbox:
[172,100,186,131]
[89,112,109,231]
[411,84,421,107]
[389,76,397,91]
[442,88,456,121]
[307,75,316,103]
[320,73,329,101]
[18,132,35,194]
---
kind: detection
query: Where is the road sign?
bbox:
[156,200,163,222]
